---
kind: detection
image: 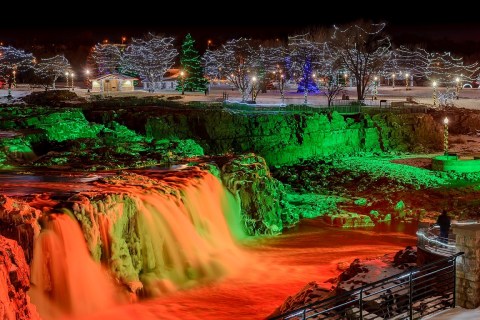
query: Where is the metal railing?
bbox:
[417,225,457,256]
[270,253,463,320]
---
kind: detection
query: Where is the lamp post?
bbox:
[344,72,348,87]
[85,70,91,92]
[251,76,257,102]
[70,72,74,90]
[207,40,212,50]
[280,74,285,104]
[443,117,449,155]
[405,73,409,90]
[180,71,185,95]
[392,73,395,88]
[433,81,437,106]
[455,77,460,100]
[65,71,69,89]
[373,76,378,100]
[12,70,16,88]
[122,37,126,45]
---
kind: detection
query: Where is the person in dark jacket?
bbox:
[436,210,451,244]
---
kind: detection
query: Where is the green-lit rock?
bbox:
[354,198,368,206]
[323,211,375,228]
[220,153,298,235]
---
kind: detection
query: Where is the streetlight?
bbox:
[392,73,395,88]
[65,71,69,88]
[251,76,257,102]
[122,37,126,45]
[207,40,212,50]
[373,76,378,100]
[455,77,460,100]
[433,81,437,106]
[12,70,16,88]
[70,72,75,90]
[280,74,285,104]
[405,73,409,90]
[180,71,185,95]
[443,117,449,155]
[344,72,348,87]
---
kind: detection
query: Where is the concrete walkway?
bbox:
[425,307,480,319]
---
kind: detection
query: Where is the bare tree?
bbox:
[204,38,257,102]
[123,33,178,92]
[329,21,391,101]
[91,44,123,75]
[34,55,71,89]
[268,46,289,104]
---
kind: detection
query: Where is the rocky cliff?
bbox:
[0,236,40,320]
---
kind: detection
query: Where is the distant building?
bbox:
[142,69,180,91]
[91,74,136,93]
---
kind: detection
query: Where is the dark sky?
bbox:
[4,4,480,44]
[3,3,480,61]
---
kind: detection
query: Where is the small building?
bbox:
[91,74,137,93]
[142,69,180,92]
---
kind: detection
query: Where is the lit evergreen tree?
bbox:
[177,34,208,92]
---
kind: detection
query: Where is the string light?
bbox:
[34,55,71,89]
[91,43,123,75]
[123,33,178,92]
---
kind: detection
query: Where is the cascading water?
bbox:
[28,169,245,318]
[29,213,119,319]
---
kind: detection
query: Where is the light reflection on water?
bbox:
[0,173,107,196]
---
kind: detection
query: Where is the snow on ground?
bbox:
[425,307,480,319]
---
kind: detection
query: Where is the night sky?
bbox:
[3,4,480,65]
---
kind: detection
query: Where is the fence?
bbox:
[417,225,457,256]
[270,252,463,320]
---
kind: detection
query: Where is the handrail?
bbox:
[269,252,464,320]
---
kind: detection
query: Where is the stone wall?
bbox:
[453,224,480,308]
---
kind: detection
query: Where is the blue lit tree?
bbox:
[296,59,319,94]
[288,35,320,104]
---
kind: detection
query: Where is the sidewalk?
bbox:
[425,307,480,319]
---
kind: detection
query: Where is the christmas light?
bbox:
[177,34,208,93]
[34,55,71,90]
[123,33,178,92]
[91,44,123,75]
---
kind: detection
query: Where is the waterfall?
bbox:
[29,213,119,319]
[132,172,244,294]
[28,170,245,318]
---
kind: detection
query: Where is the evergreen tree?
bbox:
[177,34,208,92]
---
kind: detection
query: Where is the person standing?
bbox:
[436,210,451,244]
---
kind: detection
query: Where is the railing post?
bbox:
[359,288,363,320]
[409,272,413,319]
[302,308,306,320]
[453,256,457,308]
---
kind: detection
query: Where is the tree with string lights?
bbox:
[90,43,123,75]
[0,46,35,91]
[123,33,177,92]
[204,38,258,102]
[329,21,391,101]
[288,34,321,104]
[392,46,478,91]
[177,34,208,92]
[33,55,71,90]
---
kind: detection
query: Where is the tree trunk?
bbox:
[356,82,363,101]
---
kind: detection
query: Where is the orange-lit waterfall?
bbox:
[29,214,119,319]
[28,170,245,319]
